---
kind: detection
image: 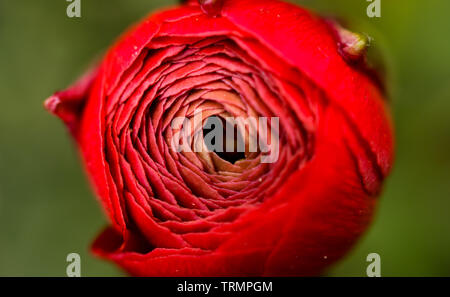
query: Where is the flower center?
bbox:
[202,116,246,164]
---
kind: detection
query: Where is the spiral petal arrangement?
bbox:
[45,0,393,276]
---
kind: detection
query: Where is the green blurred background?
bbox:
[0,0,449,276]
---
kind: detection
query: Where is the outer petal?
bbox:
[44,66,99,137]
[221,0,394,176]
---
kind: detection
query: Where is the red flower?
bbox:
[45,0,394,276]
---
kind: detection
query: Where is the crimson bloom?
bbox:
[46,0,393,276]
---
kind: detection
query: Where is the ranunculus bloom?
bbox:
[45,0,393,276]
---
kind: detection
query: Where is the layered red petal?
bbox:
[46,0,394,276]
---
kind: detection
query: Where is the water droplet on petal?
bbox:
[198,0,224,17]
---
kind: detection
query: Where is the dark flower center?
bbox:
[203,116,246,164]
